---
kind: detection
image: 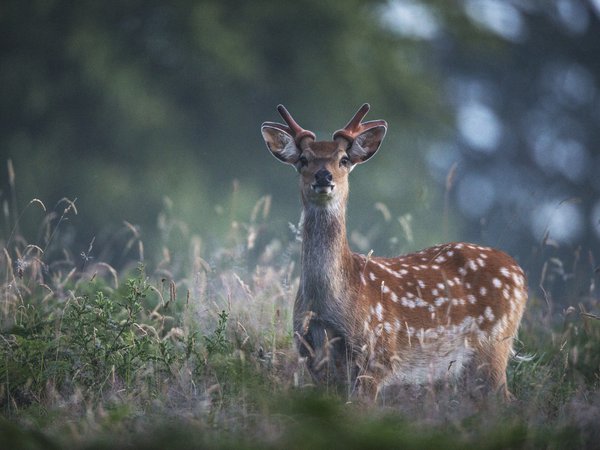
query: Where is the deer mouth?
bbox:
[311,184,335,195]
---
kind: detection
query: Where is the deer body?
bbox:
[261,105,527,399]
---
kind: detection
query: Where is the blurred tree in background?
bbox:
[422,0,600,270]
[1,0,599,289]
[0,0,443,264]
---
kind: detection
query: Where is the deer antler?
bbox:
[333,103,387,144]
[262,105,316,148]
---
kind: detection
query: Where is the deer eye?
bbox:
[340,156,351,167]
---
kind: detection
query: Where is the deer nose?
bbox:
[314,169,333,186]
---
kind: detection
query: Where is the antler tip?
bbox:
[358,103,370,115]
[273,104,316,144]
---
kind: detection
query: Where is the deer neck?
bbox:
[300,200,354,316]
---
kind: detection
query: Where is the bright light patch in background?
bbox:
[549,62,597,107]
[549,139,589,182]
[425,142,462,183]
[456,173,496,218]
[592,200,600,239]
[464,0,525,41]
[531,200,583,243]
[529,124,589,183]
[457,102,502,153]
[593,156,600,192]
[380,0,440,39]
[556,0,590,34]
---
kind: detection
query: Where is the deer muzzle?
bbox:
[312,169,334,194]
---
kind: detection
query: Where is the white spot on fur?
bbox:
[390,292,399,303]
[434,297,447,307]
[512,272,525,287]
[374,260,409,280]
[500,267,510,278]
[467,294,476,304]
[401,297,416,308]
[369,272,376,281]
[415,298,428,307]
[375,303,384,321]
[480,286,487,296]
[492,278,502,288]
[484,306,495,321]
[514,287,524,301]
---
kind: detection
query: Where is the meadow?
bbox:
[1,182,600,450]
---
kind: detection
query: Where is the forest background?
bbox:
[1,1,600,448]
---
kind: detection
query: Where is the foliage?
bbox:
[0,0,445,264]
[204,310,232,356]
[0,266,209,408]
[1,188,600,449]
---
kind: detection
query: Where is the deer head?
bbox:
[261,104,387,206]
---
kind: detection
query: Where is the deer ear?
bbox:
[347,124,387,164]
[261,125,300,165]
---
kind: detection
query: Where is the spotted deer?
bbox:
[261,104,527,400]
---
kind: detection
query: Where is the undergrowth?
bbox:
[1,172,600,449]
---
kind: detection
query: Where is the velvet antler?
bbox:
[333,103,388,144]
[262,105,316,148]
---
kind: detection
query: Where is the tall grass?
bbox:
[1,162,599,449]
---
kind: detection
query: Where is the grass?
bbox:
[1,179,600,449]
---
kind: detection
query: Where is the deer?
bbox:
[261,104,527,401]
